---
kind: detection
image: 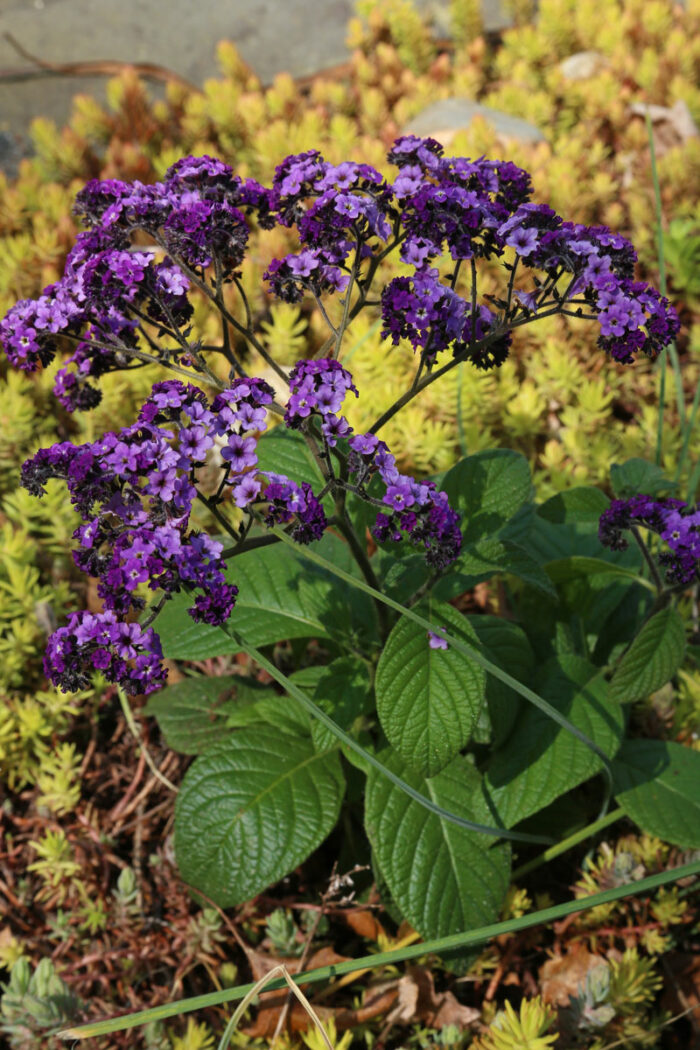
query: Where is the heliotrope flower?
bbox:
[598,495,700,584]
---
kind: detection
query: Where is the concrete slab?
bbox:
[0,0,514,176]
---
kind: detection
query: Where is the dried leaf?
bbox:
[386,966,480,1028]
[540,944,606,1006]
[343,908,387,941]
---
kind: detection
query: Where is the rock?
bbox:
[403,97,545,146]
[558,50,608,81]
[629,99,699,156]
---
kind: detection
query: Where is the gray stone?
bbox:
[558,50,607,81]
[403,96,545,146]
[0,0,520,176]
[412,0,513,35]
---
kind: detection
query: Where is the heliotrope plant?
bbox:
[3,137,699,949]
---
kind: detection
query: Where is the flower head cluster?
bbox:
[599,495,700,584]
[348,432,462,569]
[24,370,339,693]
[381,269,511,368]
[283,357,462,569]
[285,358,357,443]
[0,156,273,409]
[46,612,165,694]
[263,154,392,303]
[0,139,679,417]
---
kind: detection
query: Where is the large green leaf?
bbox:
[435,538,557,601]
[144,675,275,754]
[610,458,678,499]
[293,658,373,753]
[466,615,534,748]
[544,557,644,588]
[482,655,623,828]
[375,600,486,777]
[609,605,686,704]
[175,725,345,906]
[537,487,610,526]
[256,428,332,511]
[365,750,510,941]
[441,449,533,546]
[154,533,373,660]
[612,740,700,847]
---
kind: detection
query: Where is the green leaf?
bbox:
[610,458,678,499]
[537,487,610,525]
[154,533,374,660]
[174,725,345,906]
[435,538,557,601]
[482,655,623,828]
[466,615,534,747]
[224,689,312,737]
[544,557,645,588]
[375,600,486,777]
[610,605,686,704]
[256,427,327,498]
[612,740,700,848]
[144,675,275,754]
[365,750,510,941]
[527,515,641,568]
[298,658,373,753]
[441,449,533,546]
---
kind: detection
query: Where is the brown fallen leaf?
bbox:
[343,908,387,942]
[386,966,480,1028]
[242,947,349,1038]
[540,944,607,1007]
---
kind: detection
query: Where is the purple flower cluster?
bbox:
[285,358,357,443]
[24,371,340,693]
[380,269,511,369]
[0,139,679,416]
[284,356,462,568]
[0,156,273,409]
[352,434,461,570]
[378,137,678,368]
[599,494,700,584]
[263,154,393,303]
[46,612,165,694]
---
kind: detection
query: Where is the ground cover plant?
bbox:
[2,122,700,1050]
[2,1,700,1047]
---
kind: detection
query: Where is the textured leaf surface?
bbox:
[175,725,345,906]
[256,428,332,511]
[466,615,534,747]
[544,557,643,587]
[537,487,610,525]
[376,601,486,777]
[365,750,510,940]
[296,658,373,753]
[441,449,533,545]
[610,606,686,704]
[482,655,623,827]
[435,538,556,601]
[610,458,678,499]
[144,676,274,754]
[155,533,372,660]
[612,740,700,847]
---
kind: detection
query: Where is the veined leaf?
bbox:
[612,740,700,848]
[482,654,623,828]
[365,749,510,941]
[154,532,374,660]
[375,600,485,777]
[441,449,533,546]
[175,725,345,906]
[144,675,274,754]
[610,605,686,704]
